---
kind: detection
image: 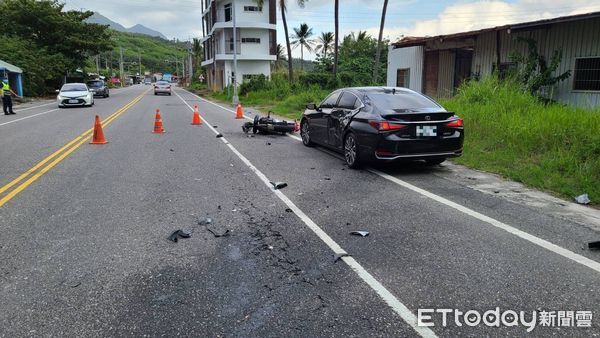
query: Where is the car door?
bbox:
[328,91,360,150]
[310,91,340,145]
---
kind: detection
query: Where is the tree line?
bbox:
[0,0,113,96]
[255,0,390,87]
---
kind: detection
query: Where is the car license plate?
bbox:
[416,125,437,137]
[68,99,78,103]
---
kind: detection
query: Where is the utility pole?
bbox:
[119,47,124,87]
[232,0,239,105]
[138,49,142,78]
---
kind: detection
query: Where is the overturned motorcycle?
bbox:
[242,112,297,135]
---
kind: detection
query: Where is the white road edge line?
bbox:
[14,101,55,112]
[182,88,600,275]
[0,109,59,127]
[173,90,437,338]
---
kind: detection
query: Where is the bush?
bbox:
[299,72,333,88]
[441,75,600,204]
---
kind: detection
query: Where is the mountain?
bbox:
[87,12,168,40]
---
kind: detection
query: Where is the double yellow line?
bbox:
[0,90,148,207]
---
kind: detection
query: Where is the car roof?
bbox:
[342,86,422,96]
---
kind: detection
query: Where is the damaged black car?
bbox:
[300,87,464,168]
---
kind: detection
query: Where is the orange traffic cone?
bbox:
[90,115,108,144]
[192,105,202,125]
[235,103,244,119]
[152,109,165,134]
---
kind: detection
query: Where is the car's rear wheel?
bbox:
[424,158,445,166]
[344,133,361,168]
[300,119,314,147]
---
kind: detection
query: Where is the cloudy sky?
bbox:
[63,0,600,59]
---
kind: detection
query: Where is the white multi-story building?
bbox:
[201,0,277,91]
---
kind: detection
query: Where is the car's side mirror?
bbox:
[306,103,318,110]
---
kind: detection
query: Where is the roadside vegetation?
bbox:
[442,76,600,205]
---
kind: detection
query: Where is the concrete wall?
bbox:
[386,46,423,92]
[224,60,271,87]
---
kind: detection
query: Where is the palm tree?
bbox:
[256,0,307,82]
[333,0,339,78]
[192,38,203,69]
[372,0,389,84]
[274,43,287,70]
[315,32,334,59]
[291,23,315,71]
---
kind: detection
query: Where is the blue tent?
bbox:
[0,60,23,97]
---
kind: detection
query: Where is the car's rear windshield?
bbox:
[61,84,87,92]
[156,81,169,85]
[367,92,440,110]
[87,81,103,88]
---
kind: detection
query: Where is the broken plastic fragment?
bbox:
[589,241,600,250]
[168,230,191,243]
[350,231,370,237]
[285,208,293,213]
[207,227,230,238]
[575,194,591,205]
[216,133,223,138]
[270,182,288,190]
[334,252,349,263]
[198,217,213,225]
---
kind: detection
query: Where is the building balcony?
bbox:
[201,54,276,67]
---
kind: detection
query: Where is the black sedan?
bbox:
[300,87,464,168]
[86,80,109,98]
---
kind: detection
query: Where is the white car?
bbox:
[57,83,95,108]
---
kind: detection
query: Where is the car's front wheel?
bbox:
[344,132,361,168]
[300,119,314,147]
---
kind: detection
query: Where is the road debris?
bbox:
[206,226,231,238]
[198,217,213,225]
[589,241,600,250]
[285,208,293,213]
[242,112,295,135]
[334,252,349,263]
[168,230,191,243]
[213,125,218,128]
[575,194,591,205]
[323,177,331,181]
[270,182,288,190]
[350,231,370,237]
[216,133,223,138]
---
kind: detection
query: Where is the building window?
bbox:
[242,38,261,43]
[244,6,262,12]
[396,69,410,87]
[574,57,600,91]
[224,3,232,22]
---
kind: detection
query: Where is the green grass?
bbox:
[440,76,600,205]
[208,82,329,121]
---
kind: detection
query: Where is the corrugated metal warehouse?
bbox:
[387,12,600,107]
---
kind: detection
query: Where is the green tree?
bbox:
[315,32,334,59]
[509,37,571,96]
[254,0,308,83]
[0,0,113,95]
[291,23,315,71]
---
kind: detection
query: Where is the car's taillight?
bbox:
[445,118,463,128]
[369,120,407,131]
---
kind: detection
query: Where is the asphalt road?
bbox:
[0,84,598,337]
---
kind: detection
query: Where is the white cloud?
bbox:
[376,0,600,42]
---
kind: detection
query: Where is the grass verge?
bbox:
[440,76,600,206]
